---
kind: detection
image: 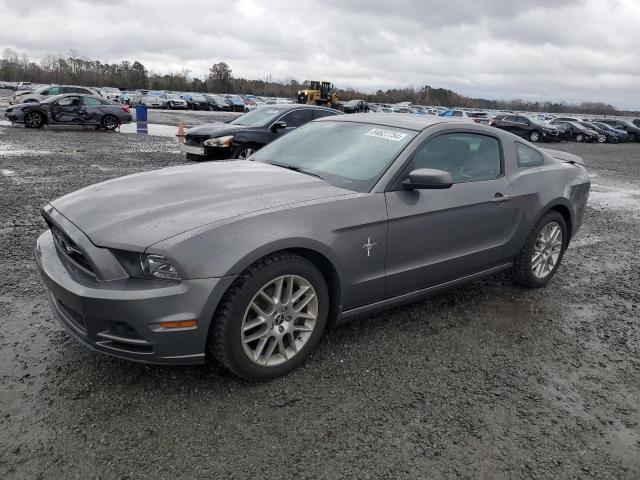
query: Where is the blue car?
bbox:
[591,121,630,142]
[224,95,247,112]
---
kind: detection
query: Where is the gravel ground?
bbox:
[0,113,639,480]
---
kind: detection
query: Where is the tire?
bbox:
[575,134,584,142]
[629,133,637,142]
[101,114,119,131]
[167,101,173,109]
[597,135,606,143]
[209,252,329,380]
[24,111,45,129]
[233,143,258,159]
[512,211,567,288]
[529,130,541,142]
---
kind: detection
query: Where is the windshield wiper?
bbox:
[268,162,324,180]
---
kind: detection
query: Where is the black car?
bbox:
[343,99,368,114]
[595,119,640,142]
[493,114,559,142]
[184,93,210,110]
[204,94,233,112]
[550,120,599,142]
[181,104,342,161]
[578,121,617,143]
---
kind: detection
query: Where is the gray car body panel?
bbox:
[35,113,590,364]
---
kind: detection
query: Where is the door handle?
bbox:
[491,193,512,203]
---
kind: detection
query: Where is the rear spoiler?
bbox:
[541,148,584,165]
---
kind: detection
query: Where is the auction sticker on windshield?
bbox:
[365,128,408,141]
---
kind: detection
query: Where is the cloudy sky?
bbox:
[2,0,640,108]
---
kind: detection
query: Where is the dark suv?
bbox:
[493,114,559,142]
[596,119,640,142]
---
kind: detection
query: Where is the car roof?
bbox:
[267,104,337,112]
[315,112,465,131]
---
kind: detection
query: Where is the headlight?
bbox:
[114,251,181,281]
[203,135,234,147]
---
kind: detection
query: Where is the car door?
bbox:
[80,96,105,124]
[500,115,524,136]
[50,96,82,123]
[384,130,515,297]
[272,109,314,138]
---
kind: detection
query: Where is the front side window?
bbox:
[252,121,416,192]
[452,111,463,117]
[312,109,339,120]
[409,132,501,183]
[57,96,81,106]
[279,109,314,128]
[516,142,544,167]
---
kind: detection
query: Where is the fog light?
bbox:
[159,320,197,329]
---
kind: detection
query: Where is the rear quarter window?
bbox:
[516,142,544,167]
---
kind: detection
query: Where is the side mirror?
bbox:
[402,168,453,189]
[271,121,287,132]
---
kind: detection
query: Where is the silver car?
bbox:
[35,114,590,379]
[13,85,100,104]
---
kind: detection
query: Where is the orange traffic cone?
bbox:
[177,119,185,137]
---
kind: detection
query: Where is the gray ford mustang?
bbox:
[35,114,590,380]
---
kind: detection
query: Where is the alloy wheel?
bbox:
[531,222,563,279]
[597,135,606,143]
[576,134,584,142]
[25,112,43,128]
[238,148,255,159]
[102,115,118,130]
[530,131,540,142]
[241,275,318,367]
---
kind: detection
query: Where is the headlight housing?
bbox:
[114,251,181,282]
[203,135,234,147]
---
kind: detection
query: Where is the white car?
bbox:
[159,93,188,109]
[12,85,100,104]
[100,87,122,101]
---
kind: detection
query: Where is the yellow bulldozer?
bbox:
[297,81,339,108]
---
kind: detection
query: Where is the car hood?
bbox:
[50,161,350,250]
[186,123,252,136]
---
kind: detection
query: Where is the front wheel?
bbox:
[628,133,637,142]
[597,135,606,143]
[233,144,257,159]
[512,211,567,288]
[24,111,45,129]
[101,114,119,131]
[575,134,584,142]
[209,252,329,380]
[529,130,541,142]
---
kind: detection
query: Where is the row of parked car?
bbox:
[342,102,640,144]
[8,84,295,113]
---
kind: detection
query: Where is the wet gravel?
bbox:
[1,116,639,479]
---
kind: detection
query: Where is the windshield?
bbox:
[165,93,180,99]
[102,87,119,93]
[252,121,416,192]
[191,94,206,101]
[230,108,284,126]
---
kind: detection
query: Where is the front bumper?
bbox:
[35,229,235,365]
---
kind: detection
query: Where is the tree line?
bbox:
[1,48,633,116]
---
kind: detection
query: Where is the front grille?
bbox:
[185,135,208,147]
[51,226,94,273]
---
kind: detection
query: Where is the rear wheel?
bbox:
[629,132,637,142]
[209,252,329,380]
[512,211,567,288]
[24,111,45,129]
[101,114,119,131]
